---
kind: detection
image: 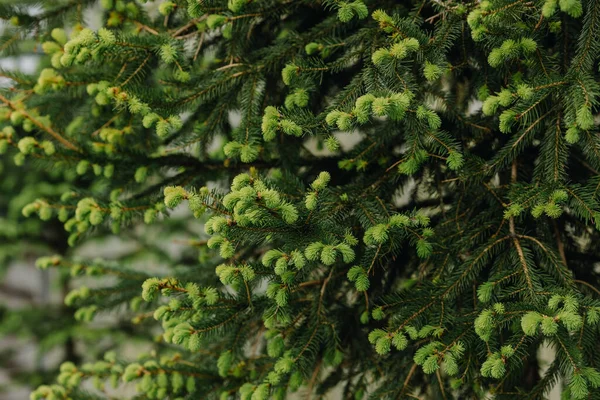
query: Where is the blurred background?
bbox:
[0,6,170,399]
[0,11,59,398]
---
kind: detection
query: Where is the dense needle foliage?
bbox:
[2,0,600,398]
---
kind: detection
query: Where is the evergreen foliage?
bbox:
[1,0,600,398]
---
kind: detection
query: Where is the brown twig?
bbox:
[0,94,80,152]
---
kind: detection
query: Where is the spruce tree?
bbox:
[2,0,600,398]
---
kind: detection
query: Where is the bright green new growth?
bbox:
[1,0,600,399]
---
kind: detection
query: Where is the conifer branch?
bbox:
[0,94,80,152]
[4,1,600,399]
